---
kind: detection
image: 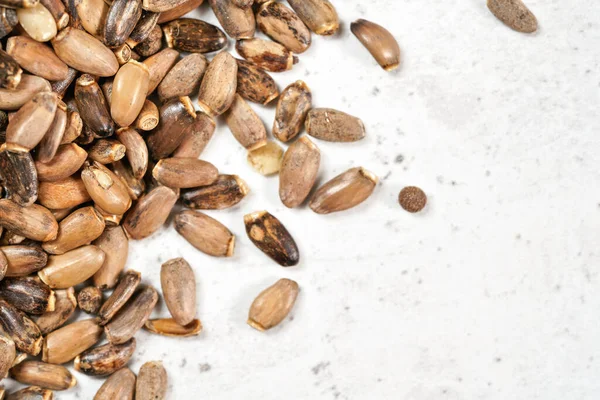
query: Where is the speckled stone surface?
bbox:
[4,1,600,399]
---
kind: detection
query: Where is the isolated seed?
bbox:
[2,245,47,278]
[5,386,53,400]
[136,361,167,400]
[0,49,21,90]
[134,100,159,131]
[133,24,162,57]
[247,141,283,176]
[248,278,299,331]
[0,146,38,207]
[236,59,279,105]
[51,68,77,99]
[398,186,427,213]
[104,0,142,47]
[172,112,215,159]
[59,110,82,144]
[0,299,42,355]
[309,167,378,214]
[244,211,299,267]
[104,286,158,344]
[122,185,178,240]
[37,176,91,210]
[174,211,234,257]
[51,27,119,76]
[92,226,129,291]
[38,246,105,289]
[0,334,15,379]
[142,47,179,94]
[209,0,255,39]
[74,338,135,376]
[74,75,114,138]
[257,1,311,54]
[0,74,50,111]
[144,318,202,337]
[36,101,67,163]
[42,319,103,364]
[279,136,320,208]
[93,367,135,400]
[306,108,365,142]
[158,53,207,102]
[16,3,56,42]
[81,161,132,215]
[351,19,400,71]
[146,96,196,160]
[5,92,58,150]
[88,140,126,164]
[197,51,237,117]
[163,18,226,54]
[6,36,68,82]
[76,0,109,37]
[273,80,311,142]
[182,174,249,210]
[153,158,218,189]
[487,0,537,33]
[157,0,203,23]
[127,10,159,48]
[0,200,58,242]
[160,257,196,325]
[10,361,76,391]
[0,277,55,314]
[111,61,150,127]
[98,270,140,325]
[34,287,76,335]
[0,7,18,40]
[225,94,267,151]
[235,38,296,73]
[111,160,146,201]
[287,0,338,35]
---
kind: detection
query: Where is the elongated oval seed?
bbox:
[0,277,55,314]
[287,0,338,35]
[6,36,69,81]
[36,101,67,163]
[225,94,267,151]
[350,19,400,71]
[35,144,86,183]
[111,61,150,127]
[244,211,299,267]
[142,47,178,95]
[34,287,76,335]
[0,74,51,111]
[160,258,196,325]
[197,51,237,117]
[116,128,148,180]
[37,176,91,210]
[142,0,187,12]
[146,96,196,160]
[248,278,299,331]
[305,108,365,142]
[98,270,140,325]
[111,161,145,201]
[235,38,296,73]
[157,53,207,102]
[136,361,167,400]
[59,110,82,144]
[487,0,537,33]
[163,18,226,54]
[42,319,103,364]
[74,74,114,138]
[76,0,109,37]
[10,361,76,391]
[2,245,47,277]
[209,0,254,39]
[0,334,16,379]
[16,3,56,42]
[4,386,53,399]
[152,158,218,189]
[88,140,126,164]
[42,207,105,255]
[0,200,58,242]
[172,112,215,159]
[174,211,235,257]
[122,186,177,240]
[0,299,42,355]
[236,59,279,105]
[104,286,158,344]
[309,167,378,214]
[5,92,58,150]
[0,146,38,207]
[104,0,142,47]
[273,80,311,142]
[74,338,135,376]
[38,246,105,289]
[51,27,119,76]
[279,136,320,208]
[81,161,132,215]
[144,318,202,337]
[182,174,249,210]
[127,10,159,48]
[257,1,311,54]
[92,227,129,291]
[93,367,135,400]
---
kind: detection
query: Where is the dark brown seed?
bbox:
[142,0,188,12]
[42,319,103,364]
[273,80,311,142]
[279,136,320,208]
[104,286,158,344]
[305,108,365,142]
[116,128,148,179]
[0,200,58,242]
[0,7,18,40]
[157,0,203,23]
[42,207,105,255]
[235,38,296,73]
[309,167,378,214]
[144,318,202,337]
[5,92,58,150]
[174,210,234,257]
[257,1,311,54]
[37,176,91,210]
[0,146,38,207]
[93,367,135,400]
[81,161,132,215]
[127,10,159,48]
[209,0,254,39]
[5,36,68,82]
[157,53,207,102]
[244,211,299,267]
[160,257,195,325]
[163,18,227,53]
[182,174,249,210]
[36,101,67,163]
[34,287,76,335]
[147,96,196,160]
[152,158,218,189]
[51,68,77,99]
[111,160,146,201]
[142,47,179,95]
[350,19,400,71]
[0,277,55,315]
[172,112,215,159]
[122,185,178,240]
[5,386,53,400]
[77,286,103,314]
[1,245,47,278]
[135,361,167,400]
[74,338,135,376]
[134,100,159,131]
[487,0,537,33]
[197,51,237,117]
[0,74,50,111]
[225,94,267,150]
[398,186,427,213]
[287,0,338,36]
[92,226,129,290]
[0,49,21,90]
[248,278,299,331]
[98,270,140,325]
[0,334,16,380]
[88,139,126,164]
[9,361,76,391]
[0,299,42,355]
[104,0,142,47]
[74,74,114,138]
[133,24,162,57]
[38,246,105,289]
[236,59,278,105]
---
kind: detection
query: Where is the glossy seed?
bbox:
[157,0,203,23]
[111,61,150,127]
[0,200,58,242]
[5,92,58,150]
[0,74,50,111]
[0,277,55,314]
[273,80,311,142]
[98,270,140,325]
[197,51,237,117]
[103,0,142,47]
[42,319,103,364]
[104,286,158,344]
[174,210,234,257]
[93,367,135,400]
[305,108,365,142]
[135,361,167,400]
[37,176,91,210]
[225,94,267,151]
[287,0,338,35]
[51,68,77,99]
[74,74,114,138]
[6,36,68,81]
[0,146,38,207]
[279,136,320,208]
[38,245,105,289]
[172,112,215,159]
[39,0,68,30]
[122,185,178,240]
[144,318,202,337]
[182,174,249,210]
[77,286,103,314]
[76,0,109,37]
[163,18,226,53]
[127,10,159,48]
[2,245,47,278]
[248,278,299,331]
[74,338,135,376]
[36,101,68,163]
[256,1,311,54]
[88,140,126,164]
[34,287,76,335]
[235,38,296,73]
[81,161,132,215]
[92,226,129,290]
[160,257,195,325]
[153,158,218,189]
[16,3,57,42]
[247,141,283,176]
[244,211,299,267]
[350,19,400,71]
[142,0,188,12]
[157,53,207,102]
[309,167,378,214]
[0,299,42,355]
[9,361,76,391]
[146,96,196,160]
[142,47,179,94]
[209,0,255,39]
[236,59,278,105]
[487,0,537,33]
[398,186,427,213]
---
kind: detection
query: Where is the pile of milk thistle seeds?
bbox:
[0,0,537,397]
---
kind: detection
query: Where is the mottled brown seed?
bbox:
[92,227,129,291]
[34,287,76,335]
[104,286,158,344]
[112,43,131,65]
[38,246,105,289]
[305,108,365,142]
[287,0,338,35]
[6,36,68,82]
[236,59,279,105]
[81,161,132,215]
[244,211,299,266]
[309,167,378,214]
[225,94,267,151]
[135,361,167,400]
[172,112,215,159]
[74,75,114,138]
[0,7,18,40]
[59,110,82,144]
[147,96,196,160]
[209,0,255,39]
[0,299,42,355]
[152,158,218,189]
[160,257,195,326]
[487,0,537,33]
[174,210,235,257]
[122,185,178,240]
[36,101,67,163]
[0,277,55,314]
[104,0,142,48]
[0,231,25,246]
[163,18,226,54]
[279,136,320,208]
[116,128,148,180]
[10,361,76,391]
[197,51,237,117]
[235,38,296,73]
[37,176,91,210]
[127,10,159,48]
[0,334,16,379]
[111,160,146,201]
[133,24,162,57]
[247,141,284,176]
[111,61,150,127]
[88,140,126,164]
[16,3,56,42]
[5,386,53,400]
[0,74,50,111]
[0,146,38,207]
[51,68,77,99]
[142,0,188,12]
[0,200,58,242]
[398,186,427,213]
[5,92,58,150]
[42,319,103,364]
[36,144,86,183]
[77,286,102,314]
[230,0,251,6]
[74,338,135,376]
[248,278,299,331]
[142,48,179,95]
[157,53,207,102]
[2,245,47,278]
[76,0,109,37]
[182,174,249,210]
[157,0,203,23]
[98,270,140,324]
[257,1,311,54]
[93,367,135,400]
[144,318,202,337]
[273,80,311,142]
[350,19,400,71]
[134,100,159,131]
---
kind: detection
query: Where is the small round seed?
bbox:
[398,186,427,213]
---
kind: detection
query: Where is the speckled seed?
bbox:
[287,0,338,35]
[2,245,48,278]
[174,210,235,257]
[42,319,103,364]
[225,94,267,151]
[115,128,148,180]
[74,338,135,376]
[103,0,142,48]
[92,226,129,291]
[236,59,278,105]
[6,36,69,81]
[398,186,427,213]
[0,277,55,314]
[142,0,188,12]
[247,278,299,331]
[157,0,203,23]
[235,38,296,73]
[309,167,378,214]
[0,334,16,379]
[88,140,126,165]
[244,211,299,267]
[0,7,18,40]
[5,92,58,150]
[0,146,38,207]
[97,270,140,325]
[182,174,249,210]
[133,24,162,57]
[160,258,196,325]
[111,61,150,127]
[144,318,202,337]
[163,18,226,53]
[104,286,158,344]
[4,386,53,399]
[0,74,50,111]
[135,361,167,400]
[152,158,218,189]
[487,0,537,33]
[37,176,91,210]
[279,136,320,208]
[127,10,160,48]
[256,1,311,54]
[122,185,178,240]
[17,3,56,42]
[0,200,58,242]
[350,19,400,71]
[247,141,284,176]
[209,0,255,39]
[305,108,365,142]
[77,286,103,314]
[142,48,179,95]
[197,51,237,117]
[0,299,42,355]
[93,367,135,400]
[34,287,76,335]
[273,80,311,142]
[9,361,76,391]
[75,75,114,138]
[157,53,207,102]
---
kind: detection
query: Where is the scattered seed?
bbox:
[160,258,196,326]
[398,186,427,213]
[309,167,378,214]
[273,80,311,142]
[9,361,76,391]
[74,338,135,376]
[305,108,366,142]
[487,0,537,33]
[174,210,235,257]
[248,278,299,331]
[182,174,249,210]
[98,270,141,325]
[144,318,202,337]
[93,367,135,400]
[244,211,299,267]
[135,361,167,400]
[351,19,401,71]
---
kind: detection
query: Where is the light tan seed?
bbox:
[5,386,53,400]
[287,0,338,35]
[182,174,249,210]
[6,36,69,81]
[142,0,188,11]
[152,158,218,189]
[111,61,150,127]
[88,140,126,164]
[0,74,51,111]
[248,278,299,331]
[0,334,16,379]
[81,161,132,215]
[34,287,76,335]
[122,185,178,240]
[305,108,365,142]
[16,3,56,42]
[174,211,234,257]
[93,367,135,400]
[136,361,167,400]
[0,200,58,242]
[42,319,103,364]
[36,101,68,163]
[279,136,320,208]
[98,270,140,325]
[247,141,283,176]
[92,226,129,291]
[157,53,207,102]
[244,211,299,267]
[236,59,279,105]
[160,258,195,326]
[273,80,311,142]
[257,1,311,54]
[0,277,55,314]
[235,38,296,73]
[350,19,400,71]
[116,128,148,180]
[42,207,105,255]
[49,208,72,222]
[487,0,537,33]
[40,0,69,30]
[172,111,215,159]
[104,286,158,344]
[309,167,378,214]
[77,286,103,314]
[157,0,203,23]
[0,299,42,355]
[134,99,159,131]
[2,245,47,278]
[59,110,82,144]
[111,160,146,201]
[0,250,6,282]
[37,176,91,210]
[5,92,58,150]
[38,245,105,289]
[197,51,237,117]
[142,47,179,95]
[74,338,135,376]
[209,0,255,39]
[35,144,86,182]
[225,94,267,151]
[146,96,196,160]
[144,318,202,337]
[0,145,38,207]
[76,0,109,36]
[10,361,76,391]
